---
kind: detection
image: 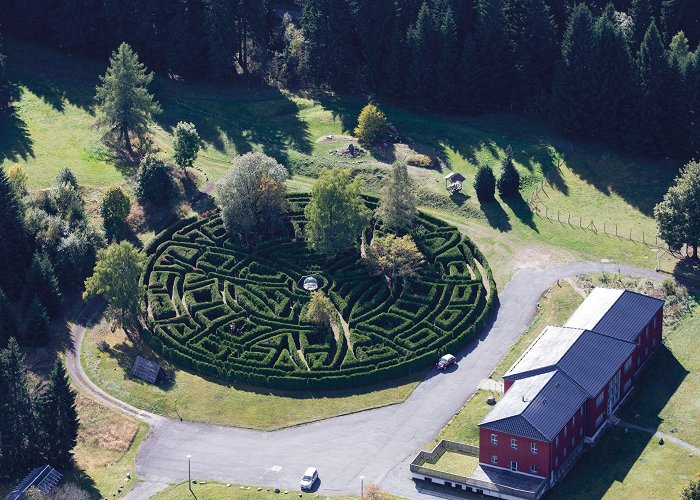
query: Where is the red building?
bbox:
[479,288,664,490]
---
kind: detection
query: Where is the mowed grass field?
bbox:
[0,40,681,287]
[430,279,700,499]
[81,320,420,430]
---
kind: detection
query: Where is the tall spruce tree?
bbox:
[95,43,161,154]
[630,0,654,49]
[433,4,460,111]
[666,31,692,153]
[591,5,636,145]
[0,338,35,479]
[503,0,557,106]
[550,4,597,136]
[350,0,396,90]
[406,3,436,104]
[0,167,30,299]
[376,162,418,234]
[0,288,16,347]
[635,20,670,153]
[474,0,512,109]
[38,360,79,467]
[22,253,62,319]
[497,145,520,198]
[22,296,50,347]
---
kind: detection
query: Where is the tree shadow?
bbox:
[502,194,538,232]
[155,84,312,166]
[479,200,512,232]
[449,191,470,207]
[63,468,102,500]
[551,346,688,499]
[0,95,35,163]
[100,336,177,391]
[672,258,700,290]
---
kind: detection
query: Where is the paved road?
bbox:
[66,262,666,499]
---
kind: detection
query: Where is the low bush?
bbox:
[406,154,434,169]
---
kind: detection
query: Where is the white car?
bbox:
[300,467,318,491]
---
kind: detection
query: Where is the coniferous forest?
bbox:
[1,0,699,157]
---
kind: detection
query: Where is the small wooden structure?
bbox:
[132,355,165,385]
[444,172,466,193]
[5,465,63,500]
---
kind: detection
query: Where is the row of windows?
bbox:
[489,456,538,475]
[490,435,538,454]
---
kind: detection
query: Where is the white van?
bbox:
[300,467,318,491]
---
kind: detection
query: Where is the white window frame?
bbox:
[511,438,518,450]
[624,358,633,373]
[530,464,538,474]
[491,455,498,465]
[596,392,605,408]
[491,434,498,446]
[531,442,538,455]
[510,461,518,472]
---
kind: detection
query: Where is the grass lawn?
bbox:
[81,321,420,430]
[550,427,700,499]
[1,40,682,288]
[70,391,148,498]
[431,452,479,477]
[153,481,399,500]
[619,299,700,447]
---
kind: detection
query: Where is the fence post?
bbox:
[558,211,560,222]
[643,232,645,244]
[568,214,571,224]
[629,228,632,240]
[604,222,606,234]
[579,217,582,228]
[545,207,548,219]
[616,224,618,236]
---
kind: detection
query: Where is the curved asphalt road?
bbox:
[66,262,666,499]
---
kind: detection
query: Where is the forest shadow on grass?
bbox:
[0,97,34,163]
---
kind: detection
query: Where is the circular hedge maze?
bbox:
[142,194,496,390]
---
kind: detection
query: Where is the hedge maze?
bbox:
[141,194,496,390]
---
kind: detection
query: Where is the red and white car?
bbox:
[436,354,457,370]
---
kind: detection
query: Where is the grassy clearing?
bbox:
[152,481,399,500]
[82,321,419,430]
[619,300,700,447]
[550,427,700,499]
[70,391,147,498]
[431,452,479,477]
[1,40,682,288]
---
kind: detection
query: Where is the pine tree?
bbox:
[635,20,670,153]
[406,3,436,104]
[433,4,460,111]
[474,165,496,202]
[22,253,62,319]
[550,4,597,136]
[591,5,636,145]
[474,0,512,109]
[38,359,79,467]
[377,162,418,234]
[0,167,30,299]
[503,0,557,106]
[350,0,396,90]
[459,34,480,113]
[666,32,691,153]
[95,43,161,154]
[497,146,520,198]
[22,296,50,347]
[630,0,654,49]
[0,338,35,479]
[0,288,16,347]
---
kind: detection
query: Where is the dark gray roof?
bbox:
[444,172,466,182]
[506,330,636,397]
[591,290,664,343]
[480,371,588,441]
[5,465,63,500]
[132,355,163,384]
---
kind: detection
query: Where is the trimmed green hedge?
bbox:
[140,195,497,390]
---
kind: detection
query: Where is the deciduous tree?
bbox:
[217,152,288,245]
[100,185,131,238]
[302,291,337,329]
[135,153,172,204]
[172,121,200,177]
[354,104,388,144]
[8,164,28,197]
[365,234,424,293]
[304,168,371,255]
[654,160,700,259]
[83,241,145,330]
[95,43,161,154]
[376,163,417,234]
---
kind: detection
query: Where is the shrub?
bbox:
[354,103,388,143]
[405,154,434,168]
[100,185,131,237]
[474,165,496,202]
[136,153,172,204]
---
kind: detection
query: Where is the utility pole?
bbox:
[360,476,365,498]
[187,455,193,497]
